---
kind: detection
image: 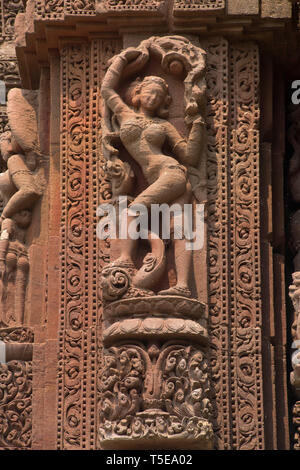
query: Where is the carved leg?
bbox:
[112,212,137,266]
[4,250,17,325]
[159,183,193,297]
[14,255,29,325]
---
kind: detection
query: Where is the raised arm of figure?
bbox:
[101,48,149,125]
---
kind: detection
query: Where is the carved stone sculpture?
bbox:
[98,35,213,450]
[0,88,42,327]
[100,35,206,298]
[0,326,33,449]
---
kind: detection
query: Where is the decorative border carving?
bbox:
[174,0,225,12]
[293,400,300,450]
[204,37,230,450]
[229,43,263,450]
[58,39,121,450]
[35,0,64,19]
[0,0,24,42]
[0,109,9,133]
[0,327,34,343]
[96,0,164,13]
[0,361,32,449]
[0,59,20,86]
[93,38,122,451]
[65,0,95,14]
[59,44,88,449]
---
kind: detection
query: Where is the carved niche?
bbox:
[98,35,213,450]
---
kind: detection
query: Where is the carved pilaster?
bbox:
[205,36,230,449]
[58,39,122,450]
[229,42,264,450]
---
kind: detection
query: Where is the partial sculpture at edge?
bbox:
[0,89,43,327]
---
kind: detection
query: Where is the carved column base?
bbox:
[103,296,208,346]
[98,296,214,450]
[100,411,213,450]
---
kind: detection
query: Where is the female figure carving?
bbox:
[0,131,41,223]
[0,131,41,326]
[101,41,206,297]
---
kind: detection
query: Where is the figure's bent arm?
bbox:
[2,154,41,219]
[165,122,187,164]
[101,56,132,120]
[165,119,205,167]
[186,118,206,167]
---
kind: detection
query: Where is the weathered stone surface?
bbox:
[0,0,292,452]
[261,0,292,18]
[0,88,43,327]
[6,89,39,154]
[227,0,259,15]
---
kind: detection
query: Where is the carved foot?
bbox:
[158,286,192,298]
[110,258,135,270]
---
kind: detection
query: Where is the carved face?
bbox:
[0,132,22,162]
[139,83,166,115]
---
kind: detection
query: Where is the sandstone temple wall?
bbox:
[0,0,297,450]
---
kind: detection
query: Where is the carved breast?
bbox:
[120,117,166,150]
[143,124,165,148]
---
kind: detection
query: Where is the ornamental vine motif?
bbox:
[174,0,225,11]
[59,44,88,449]
[0,360,32,449]
[229,43,263,451]
[205,37,230,449]
[98,342,213,447]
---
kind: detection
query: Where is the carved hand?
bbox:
[121,47,149,79]
[192,116,206,127]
